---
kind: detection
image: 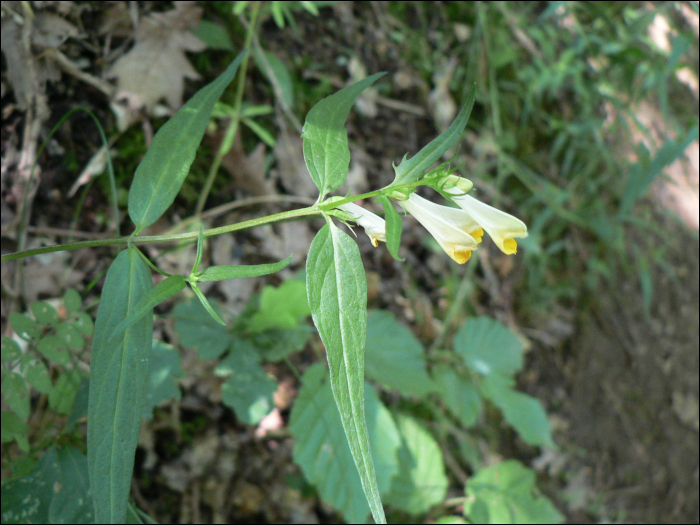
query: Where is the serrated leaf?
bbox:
[247,278,311,333]
[195,255,292,282]
[217,339,277,425]
[88,248,154,524]
[128,52,245,233]
[365,310,434,397]
[64,289,82,312]
[375,195,404,261]
[3,372,29,420]
[384,412,449,515]
[464,460,564,524]
[432,364,481,427]
[480,374,554,448]
[9,313,42,341]
[172,298,234,358]
[108,275,186,342]
[31,301,60,326]
[306,221,386,523]
[454,316,524,377]
[143,340,184,420]
[391,84,475,187]
[1,336,22,361]
[289,364,400,524]
[302,73,385,198]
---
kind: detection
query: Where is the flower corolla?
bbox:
[338,203,386,247]
[401,193,481,264]
[444,188,527,254]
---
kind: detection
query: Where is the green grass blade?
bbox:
[128,52,246,234]
[306,221,386,524]
[302,73,385,198]
[88,248,154,523]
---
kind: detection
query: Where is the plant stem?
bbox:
[194,1,261,216]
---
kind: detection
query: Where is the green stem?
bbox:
[194,2,261,216]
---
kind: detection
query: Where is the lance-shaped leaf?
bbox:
[391,83,475,187]
[195,255,292,282]
[302,72,385,198]
[129,52,245,234]
[306,221,386,524]
[88,248,153,523]
[375,195,404,261]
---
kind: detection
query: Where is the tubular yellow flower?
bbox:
[401,193,480,264]
[445,189,527,254]
[338,203,386,247]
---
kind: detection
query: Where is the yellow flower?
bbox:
[401,193,481,264]
[338,203,386,247]
[445,189,527,254]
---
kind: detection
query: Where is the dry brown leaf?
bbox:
[106,2,207,129]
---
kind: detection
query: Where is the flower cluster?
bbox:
[338,178,527,264]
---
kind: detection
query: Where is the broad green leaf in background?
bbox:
[37,336,70,365]
[289,364,401,524]
[216,338,277,424]
[88,248,154,524]
[432,364,481,427]
[453,316,524,377]
[9,313,41,341]
[1,411,28,451]
[49,369,80,414]
[192,20,234,50]
[365,310,434,397]
[247,278,311,333]
[1,336,22,361]
[253,48,295,109]
[66,378,90,429]
[143,341,184,420]
[384,412,449,515]
[173,299,234,359]
[306,221,386,523]
[391,83,476,187]
[2,372,29,420]
[49,446,93,524]
[251,324,314,362]
[64,288,82,312]
[21,357,53,394]
[302,72,385,198]
[480,374,555,448]
[464,460,564,524]
[30,301,60,326]
[195,255,293,282]
[56,322,86,350]
[128,52,245,233]
[375,195,405,261]
[73,311,94,336]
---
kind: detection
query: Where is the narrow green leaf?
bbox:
[108,275,186,341]
[88,248,154,524]
[302,73,385,198]
[190,283,226,326]
[391,83,475,187]
[143,341,184,420]
[191,224,205,275]
[128,52,245,233]
[375,195,404,261]
[195,255,292,282]
[253,49,295,109]
[306,221,386,523]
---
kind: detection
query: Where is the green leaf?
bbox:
[384,412,449,515]
[216,339,277,424]
[247,278,311,333]
[375,195,404,261]
[195,255,293,282]
[37,336,70,365]
[480,374,554,448]
[1,336,21,361]
[464,460,564,524]
[66,378,90,429]
[49,370,82,415]
[289,364,400,524]
[306,221,386,523]
[56,322,85,350]
[108,274,186,342]
[365,310,434,397]
[3,372,29,420]
[1,410,28,445]
[64,288,82,312]
[143,341,184,420]
[128,53,245,233]
[453,316,524,377]
[49,446,94,524]
[73,311,94,336]
[31,301,60,326]
[250,325,313,362]
[191,223,205,275]
[432,364,481,427]
[88,248,154,524]
[190,283,226,326]
[253,49,295,109]
[22,358,53,394]
[192,20,234,50]
[391,84,475,187]
[173,298,233,358]
[302,73,385,198]
[9,312,42,341]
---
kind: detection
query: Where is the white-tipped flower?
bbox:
[338,203,386,247]
[445,188,527,254]
[401,193,481,264]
